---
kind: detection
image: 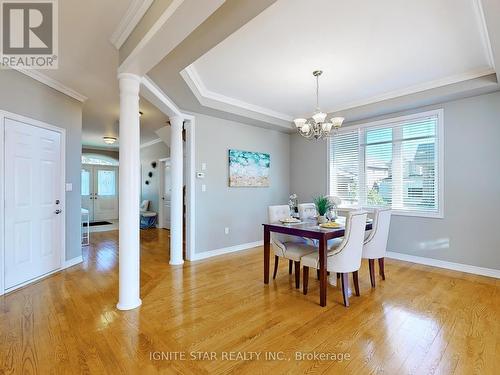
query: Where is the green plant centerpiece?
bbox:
[313,195,332,224]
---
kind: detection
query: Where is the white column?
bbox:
[169,116,184,265]
[116,73,142,310]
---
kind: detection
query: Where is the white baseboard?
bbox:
[191,241,263,261]
[386,251,500,279]
[2,255,84,295]
[63,255,83,269]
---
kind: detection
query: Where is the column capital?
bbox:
[169,115,184,126]
[117,72,142,83]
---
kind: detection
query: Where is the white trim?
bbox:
[3,255,82,295]
[0,110,67,296]
[11,67,87,102]
[181,66,294,127]
[474,0,495,70]
[329,109,444,219]
[119,0,185,73]
[182,64,494,126]
[157,158,171,230]
[190,241,263,261]
[110,0,154,49]
[325,68,495,114]
[184,115,196,261]
[63,255,83,269]
[141,75,182,118]
[386,251,500,279]
[140,138,163,149]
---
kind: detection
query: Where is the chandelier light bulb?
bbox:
[312,112,327,124]
[294,118,307,128]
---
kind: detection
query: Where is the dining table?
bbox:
[262,218,373,307]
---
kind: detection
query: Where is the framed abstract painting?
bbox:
[228,149,270,187]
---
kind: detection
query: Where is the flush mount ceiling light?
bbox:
[294,70,344,140]
[103,136,117,145]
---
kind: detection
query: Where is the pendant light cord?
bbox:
[316,74,320,110]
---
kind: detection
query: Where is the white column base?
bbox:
[116,299,142,311]
[169,259,184,266]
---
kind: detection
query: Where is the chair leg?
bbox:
[273,255,279,279]
[352,271,360,296]
[294,261,300,289]
[369,259,376,288]
[289,260,293,274]
[317,269,320,280]
[378,258,385,280]
[303,266,309,295]
[341,273,349,307]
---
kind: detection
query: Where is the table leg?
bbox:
[319,235,327,307]
[264,227,270,284]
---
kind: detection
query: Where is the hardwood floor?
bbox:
[1,229,498,374]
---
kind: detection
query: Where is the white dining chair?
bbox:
[298,203,317,221]
[300,210,368,307]
[268,205,317,288]
[362,208,392,287]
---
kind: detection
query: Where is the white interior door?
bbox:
[4,118,63,289]
[162,162,171,229]
[81,165,94,221]
[93,166,118,221]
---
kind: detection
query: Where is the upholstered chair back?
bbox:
[327,211,368,273]
[362,208,392,259]
[298,203,317,221]
[268,205,301,256]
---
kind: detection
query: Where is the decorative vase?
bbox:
[317,215,327,224]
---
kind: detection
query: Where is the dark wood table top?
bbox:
[263,218,373,239]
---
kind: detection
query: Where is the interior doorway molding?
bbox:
[0,110,67,296]
[140,76,196,262]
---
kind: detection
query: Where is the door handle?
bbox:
[55,209,62,214]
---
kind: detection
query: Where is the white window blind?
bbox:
[329,110,443,217]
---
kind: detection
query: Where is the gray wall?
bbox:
[0,69,83,261]
[194,113,290,253]
[140,141,169,213]
[290,91,500,270]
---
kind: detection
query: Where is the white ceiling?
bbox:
[189,0,494,120]
[40,0,168,149]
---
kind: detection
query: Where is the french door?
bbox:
[81,165,118,222]
[4,117,64,289]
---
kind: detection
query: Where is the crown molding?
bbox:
[12,67,87,102]
[474,0,495,69]
[182,65,496,128]
[140,138,164,149]
[110,0,154,50]
[325,67,496,114]
[181,65,294,125]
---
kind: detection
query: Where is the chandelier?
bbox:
[293,70,344,140]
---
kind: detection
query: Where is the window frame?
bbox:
[327,109,444,219]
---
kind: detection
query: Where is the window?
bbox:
[329,110,443,217]
[81,169,90,196]
[97,170,116,196]
[81,154,118,166]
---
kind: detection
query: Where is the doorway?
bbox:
[1,112,66,291]
[158,159,171,229]
[81,164,119,222]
